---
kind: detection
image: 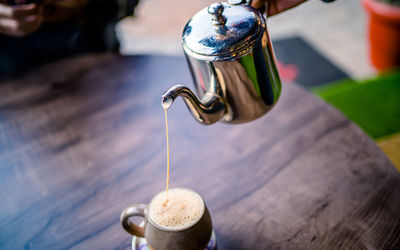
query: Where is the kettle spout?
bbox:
[162,85,226,125]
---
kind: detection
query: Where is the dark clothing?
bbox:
[0,0,138,79]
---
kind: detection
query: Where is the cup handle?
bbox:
[120,204,147,238]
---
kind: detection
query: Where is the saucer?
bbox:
[131,222,217,250]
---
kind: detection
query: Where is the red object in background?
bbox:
[277,60,299,83]
[362,0,400,72]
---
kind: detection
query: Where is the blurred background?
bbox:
[117,0,372,78]
[116,0,400,169]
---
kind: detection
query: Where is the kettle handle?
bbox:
[248,0,336,16]
[246,0,267,16]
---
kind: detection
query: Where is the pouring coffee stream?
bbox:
[163,107,170,202]
[162,1,281,125]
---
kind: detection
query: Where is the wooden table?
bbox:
[1,54,399,250]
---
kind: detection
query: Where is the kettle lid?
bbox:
[182,0,265,61]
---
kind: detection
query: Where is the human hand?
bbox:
[251,0,307,16]
[0,3,43,37]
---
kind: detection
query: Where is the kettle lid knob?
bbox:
[208,3,226,26]
[182,1,265,61]
[227,0,245,5]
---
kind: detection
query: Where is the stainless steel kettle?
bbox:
[162,0,281,125]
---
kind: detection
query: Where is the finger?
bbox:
[251,0,265,9]
[0,17,19,31]
[0,3,39,19]
[19,13,43,29]
[0,14,42,37]
[12,4,39,19]
[0,4,12,18]
[16,14,43,36]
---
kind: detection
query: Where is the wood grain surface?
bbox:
[0,54,399,250]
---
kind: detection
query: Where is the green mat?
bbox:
[311,71,400,140]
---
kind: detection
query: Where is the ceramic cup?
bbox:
[120,188,213,250]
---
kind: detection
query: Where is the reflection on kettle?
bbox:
[162,1,281,125]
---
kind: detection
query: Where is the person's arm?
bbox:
[251,0,307,16]
[0,3,42,37]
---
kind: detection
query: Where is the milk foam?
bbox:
[149,188,204,229]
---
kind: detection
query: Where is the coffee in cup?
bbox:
[149,188,204,229]
[121,188,213,250]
